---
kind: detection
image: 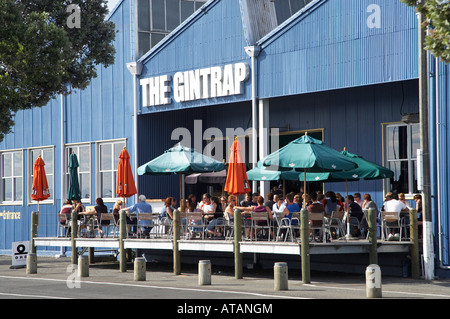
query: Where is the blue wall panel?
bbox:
[257,0,418,99]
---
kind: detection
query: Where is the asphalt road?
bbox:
[0,255,449,311]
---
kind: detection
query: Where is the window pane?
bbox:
[2,153,12,177]
[79,146,90,172]
[152,0,166,30]
[166,0,180,30]
[412,160,418,194]
[13,152,22,176]
[101,172,113,198]
[138,32,150,56]
[389,161,409,194]
[181,0,195,21]
[3,178,12,202]
[151,32,166,48]
[114,142,125,168]
[100,144,112,171]
[138,0,150,31]
[14,177,22,201]
[387,126,408,160]
[43,149,53,173]
[411,124,420,159]
[80,174,90,200]
[195,0,207,11]
[274,0,291,24]
[47,178,53,201]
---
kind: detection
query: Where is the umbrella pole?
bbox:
[303,169,306,208]
[345,178,351,239]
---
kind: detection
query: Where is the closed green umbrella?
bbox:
[67,153,81,201]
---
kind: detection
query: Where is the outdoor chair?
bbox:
[99,213,118,238]
[250,212,272,241]
[136,213,154,238]
[58,213,71,237]
[329,211,346,239]
[309,211,328,243]
[381,211,408,241]
[276,212,299,242]
[186,211,206,239]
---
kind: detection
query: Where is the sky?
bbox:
[107,0,121,11]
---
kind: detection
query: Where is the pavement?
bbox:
[0,254,449,310]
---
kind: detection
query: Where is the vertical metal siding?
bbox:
[257,0,419,99]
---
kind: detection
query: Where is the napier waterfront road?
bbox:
[0,256,450,303]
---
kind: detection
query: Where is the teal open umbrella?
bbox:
[138,143,225,199]
[67,153,81,201]
[330,149,394,181]
[261,134,358,206]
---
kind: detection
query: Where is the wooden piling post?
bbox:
[300,208,310,284]
[71,210,78,265]
[234,209,243,279]
[409,208,420,279]
[368,208,378,265]
[173,209,181,275]
[30,211,38,254]
[119,210,127,272]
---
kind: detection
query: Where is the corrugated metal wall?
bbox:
[0,0,134,251]
[257,0,418,99]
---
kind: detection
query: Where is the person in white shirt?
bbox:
[353,193,364,207]
[383,192,407,213]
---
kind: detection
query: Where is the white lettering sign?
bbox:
[141,63,249,107]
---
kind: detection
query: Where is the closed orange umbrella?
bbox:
[31,155,50,214]
[116,147,137,200]
[224,137,251,196]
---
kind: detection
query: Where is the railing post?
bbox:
[71,210,78,265]
[234,209,243,279]
[300,208,310,284]
[409,208,420,279]
[173,209,181,275]
[119,210,127,272]
[30,211,38,254]
[368,208,378,265]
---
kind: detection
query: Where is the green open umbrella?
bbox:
[137,143,225,199]
[330,149,394,181]
[67,153,81,201]
[261,134,358,206]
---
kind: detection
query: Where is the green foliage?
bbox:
[401,0,450,63]
[0,0,116,141]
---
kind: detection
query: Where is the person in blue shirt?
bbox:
[284,193,300,226]
[123,195,153,237]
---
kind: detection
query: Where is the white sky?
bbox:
[107,0,121,11]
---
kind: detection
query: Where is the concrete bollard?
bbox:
[198,260,211,286]
[26,253,37,274]
[365,264,382,298]
[274,262,288,291]
[134,257,146,281]
[78,255,89,277]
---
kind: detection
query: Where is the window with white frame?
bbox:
[29,147,54,202]
[97,140,126,200]
[1,150,23,204]
[384,123,420,195]
[65,144,91,202]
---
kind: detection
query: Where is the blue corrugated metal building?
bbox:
[1,0,449,277]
